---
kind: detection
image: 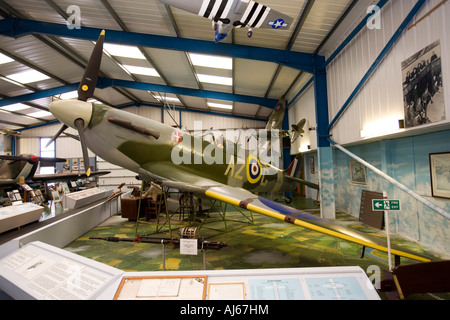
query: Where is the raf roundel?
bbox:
[246,155,262,184]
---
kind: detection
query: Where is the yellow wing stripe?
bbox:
[205,190,430,262]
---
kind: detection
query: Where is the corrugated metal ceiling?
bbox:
[0,0,361,131]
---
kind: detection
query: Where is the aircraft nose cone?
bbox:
[49,99,93,129]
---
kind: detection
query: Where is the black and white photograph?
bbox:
[402,40,445,128]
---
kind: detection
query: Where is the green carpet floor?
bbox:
[63,196,449,300]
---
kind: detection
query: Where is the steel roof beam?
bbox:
[99,78,278,108]
[0,78,277,109]
[0,18,319,73]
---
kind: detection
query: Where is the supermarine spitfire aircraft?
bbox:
[160,0,293,42]
[47,31,430,263]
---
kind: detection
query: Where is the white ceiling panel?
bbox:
[234,59,279,97]
[107,0,177,36]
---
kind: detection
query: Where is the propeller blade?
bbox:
[46,124,68,148]
[0,155,28,162]
[78,30,105,102]
[74,119,91,177]
[0,155,66,165]
[37,157,67,162]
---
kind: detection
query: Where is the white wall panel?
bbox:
[55,137,95,158]
[288,83,317,154]
[325,0,450,145]
[125,106,162,122]
[17,137,39,156]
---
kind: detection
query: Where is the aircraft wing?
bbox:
[138,162,430,263]
[161,0,293,30]
[31,171,111,183]
[250,6,293,30]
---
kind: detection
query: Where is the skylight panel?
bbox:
[123,65,160,77]
[189,53,232,70]
[1,103,30,112]
[27,110,53,118]
[208,102,233,110]
[59,91,79,100]
[7,70,50,84]
[0,53,13,65]
[103,44,146,59]
[197,74,233,86]
[154,93,180,104]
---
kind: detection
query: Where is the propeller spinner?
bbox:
[48,30,106,176]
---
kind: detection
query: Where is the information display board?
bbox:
[0,241,123,300]
[114,276,207,300]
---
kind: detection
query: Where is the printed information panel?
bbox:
[0,241,123,300]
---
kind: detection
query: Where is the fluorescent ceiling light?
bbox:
[0,53,13,65]
[123,65,159,77]
[189,53,232,70]
[103,44,145,59]
[27,110,53,118]
[7,70,50,84]
[208,102,233,110]
[154,94,180,103]
[197,74,233,86]
[1,103,30,112]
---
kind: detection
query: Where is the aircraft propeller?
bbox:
[48,30,106,176]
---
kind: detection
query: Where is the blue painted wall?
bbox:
[305,129,450,255]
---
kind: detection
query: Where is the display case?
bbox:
[62,188,112,209]
[0,203,44,234]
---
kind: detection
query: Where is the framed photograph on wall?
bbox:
[350,160,366,185]
[430,152,450,198]
[402,40,445,128]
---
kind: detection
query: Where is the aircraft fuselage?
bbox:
[86,105,295,194]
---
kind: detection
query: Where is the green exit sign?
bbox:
[372,200,401,211]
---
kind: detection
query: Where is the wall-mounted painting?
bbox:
[430,152,450,199]
[402,40,445,128]
[350,160,366,185]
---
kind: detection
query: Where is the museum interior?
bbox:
[0,0,449,302]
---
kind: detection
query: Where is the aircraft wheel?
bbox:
[247,30,253,38]
[283,196,292,204]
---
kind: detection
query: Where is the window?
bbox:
[39,138,56,174]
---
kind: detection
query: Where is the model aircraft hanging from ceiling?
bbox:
[0,154,110,190]
[46,31,430,263]
[160,0,294,42]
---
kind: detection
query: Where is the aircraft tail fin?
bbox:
[284,154,319,190]
[286,153,303,178]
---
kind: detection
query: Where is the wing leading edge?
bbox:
[138,163,430,263]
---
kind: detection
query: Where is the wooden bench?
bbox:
[381,260,450,299]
